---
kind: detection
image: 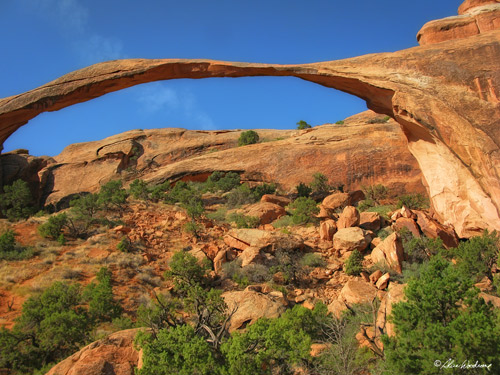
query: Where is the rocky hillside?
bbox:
[1,110,424,208]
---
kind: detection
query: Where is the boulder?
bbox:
[244,201,286,225]
[319,219,337,241]
[337,206,360,229]
[327,298,348,319]
[415,210,459,248]
[222,290,286,331]
[333,227,370,253]
[392,217,421,237]
[369,270,383,284]
[340,280,378,307]
[239,246,263,267]
[322,192,351,211]
[261,194,291,207]
[377,283,406,337]
[359,211,382,231]
[375,273,391,290]
[213,249,237,274]
[46,328,142,375]
[370,233,404,273]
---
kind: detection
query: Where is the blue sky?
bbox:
[1,0,460,156]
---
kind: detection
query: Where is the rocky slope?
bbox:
[1,110,423,208]
[1,3,499,237]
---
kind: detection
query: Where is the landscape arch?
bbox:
[0,30,499,238]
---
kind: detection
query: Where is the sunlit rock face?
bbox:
[0,0,499,237]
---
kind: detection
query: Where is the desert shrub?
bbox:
[83,267,122,322]
[183,221,202,237]
[396,193,429,209]
[362,184,388,203]
[226,183,257,208]
[150,181,170,201]
[238,130,259,146]
[252,182,276,200]
[206,207,227,223]
[335,120,345,125]
[117,237,133,252]
[399,228,445,264]
[129,179,150,200]
[357,199,375,212]
[296,120,312,130]
[383,256,500,374]
[295,182,312,198]
[310,173,330,195]
[0,179,36,220]
[287,197,319,225]
[300,253,326,268]
[38,213,69,239]
[454,230,499,282]
[345,250,363,276]
[205,171,241,193]
[0,282,92,374]
[0,230,33,260]
[272,215,294,228]
[227,213,260,228]
[97,180,128,211]
[165,181,197,205]
[364,204,396,220]
[367,115,390,124]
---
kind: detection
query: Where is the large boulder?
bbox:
[319,219,337,241]
[370,233,404,273]
[414,210,459,248]
[377,283,406,337]
[359,211,382,231]
[340,280,378,307]
[337,206,360,229]
[222,290,286,331]
[333,227,370,253]
[261,194,291,207]
[46,328,142,375]
[243,201,286,225]
[392,217,421,237]
[322,192,351,212]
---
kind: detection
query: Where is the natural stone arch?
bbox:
[1,31,500,237]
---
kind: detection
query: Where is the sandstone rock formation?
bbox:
[45,328,142,375]
[0,1,499,237]
[18,111,423,209]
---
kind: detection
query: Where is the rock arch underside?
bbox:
[0,1,499,238]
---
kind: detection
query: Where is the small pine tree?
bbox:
[345,250,363,276]
[296,120,312,130]
[238,130,259,146]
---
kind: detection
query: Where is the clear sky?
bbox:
[1,0,461,156]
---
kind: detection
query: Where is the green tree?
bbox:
[38,213,69,239]
[97,180,128,211]
[129,179,150,200]
[0,179,36,220]
[205,171,241,193]
[238,130,259,146]
[296,120,312,130]
[310,173,330,195]
[0,282,92,373]
[136,324,222,375]
[295,182,312,198]
[396,193,429,209]
[454,230,499,281]
[362,184,388,204]
[0,229,33,260]
[287,197,319,225]
[383,256,500,374]
[83,267,122,322]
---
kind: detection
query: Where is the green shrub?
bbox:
[83,267,122,322]
[97,180,128,210]
[38,213,69,239]
[129,179,150,200]
[238,130,259,146]
[0,282,92,373]
[300,253,326,268]
[227,213,260,228]
[296,120,312,130]
[383,257,500,374]
[287,197,319,225]
[295,182,312,198]
[0,179,36,220]
[226,183,257,208]
[206,208,228,223]
[345,250,363,276]
[150,181,170,201]
[117,237,132,252]
[272,215,294,228]
[362,184,388,203]
[454,230,499,281]
[310,173,330,195]
[397,193,429,209]
[205,171,241,193]
[252,183,276,200]
[335,120,345,125]
[367,115,390,124]
[0,230,33,260]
